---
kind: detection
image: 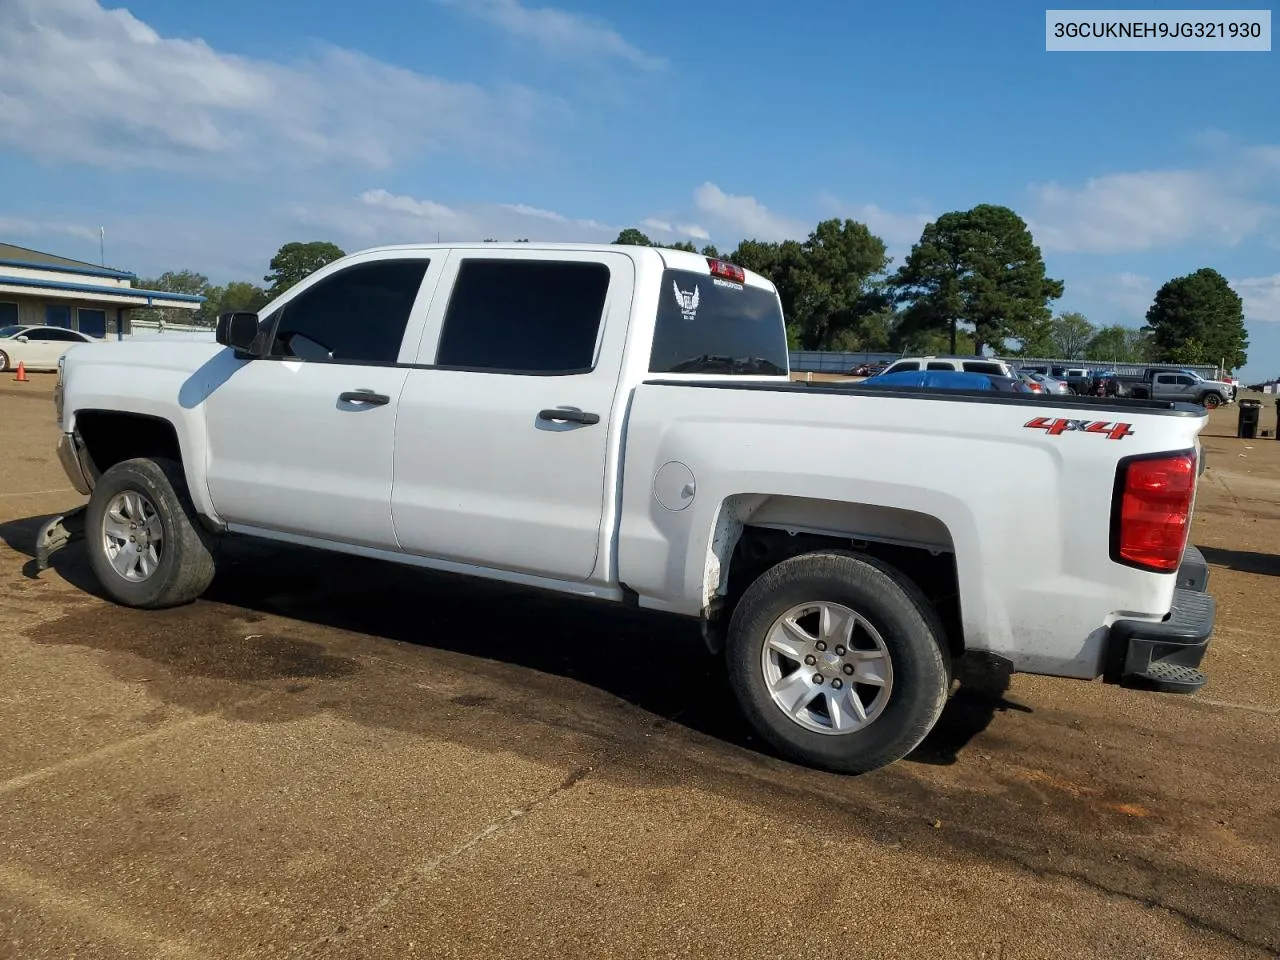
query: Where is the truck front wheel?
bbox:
[725,550,951,774]
[1199,392,1222,409]
[85,457,217,609]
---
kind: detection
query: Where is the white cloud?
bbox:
[845,204,932,248]
[0,217,100,245]
[640,218,711,241]
[1027,167,1276,254]
[1065,272,1156,321]
[361,189,458,220]
[433,0,665,70]
[499,203,612,233]
[291,190,619,248]
[691,182,807,242]
[0,0,563,172]
[815,194,933,251]
[1233,274,1280,323]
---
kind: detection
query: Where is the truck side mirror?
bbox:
[216,312,260,353]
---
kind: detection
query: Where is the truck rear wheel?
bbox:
[725,550,951,774]
[85,457,217,609]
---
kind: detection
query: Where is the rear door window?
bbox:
[926,361,954,371]
[436,259,610,374]
[649,269,788,375]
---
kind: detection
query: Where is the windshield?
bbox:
[649,268,789,376]
[0,325,24,339]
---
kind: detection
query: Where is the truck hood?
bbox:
[64,335,226,373]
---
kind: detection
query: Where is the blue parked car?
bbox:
[856,369,1032,393]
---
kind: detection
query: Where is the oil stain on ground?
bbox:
[26,601,361,686]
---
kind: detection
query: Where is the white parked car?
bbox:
[874,354,1019,378]
[0,324,101,372]
[42,243,1217,774]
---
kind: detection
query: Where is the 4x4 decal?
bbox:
[1025,416,1134,440]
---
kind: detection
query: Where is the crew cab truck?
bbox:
[42,242,1218,774]
[1125,368,1235,408]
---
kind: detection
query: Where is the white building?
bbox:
[0,241,203,338]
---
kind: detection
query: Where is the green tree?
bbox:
[1143,267,1248,370]
[727,238,809,346]
[613,228,653,246]
[700,244,720,259]
[1169,336,1211,365]
[663,240,698,252]
[729,220,890,350]
[263,241,345,298]
[1085,324,1151,363]
[134,269,213,327]
[896,324,977,356]
[1049,311,1095,359]
[202,281,271,321]
[890,204,1063,354]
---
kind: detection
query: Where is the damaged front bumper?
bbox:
[56,431,95,497]
[37,431,95,572]
[1105,544,1214,694]
[35,505,87,572]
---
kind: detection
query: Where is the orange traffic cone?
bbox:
[14,361,28,382]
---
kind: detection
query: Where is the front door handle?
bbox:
[538,408,600,425]
[339,390,391,406]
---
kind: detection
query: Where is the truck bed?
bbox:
[645,377,1202,417]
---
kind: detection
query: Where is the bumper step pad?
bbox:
[1109,586,1214,694]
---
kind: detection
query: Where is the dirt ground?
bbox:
[1,372,1277,960]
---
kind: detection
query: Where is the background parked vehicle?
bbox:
[0,324,101,372]
[1060,368,1092,394]
[1084,371,1129,398]
[1122,368,1235,408]
[848,361,889,377]
[1023,372,1071,395]
[872,355,1018,378]
[855,369,1031,393]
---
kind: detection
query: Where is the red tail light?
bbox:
[707,258,746,283]
[1111,451,1197,572]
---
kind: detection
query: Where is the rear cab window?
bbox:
[962,361,1004,375]
[884,361,920,374]
[649,268,788,376]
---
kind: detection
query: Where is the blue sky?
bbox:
[1,0,1277,377]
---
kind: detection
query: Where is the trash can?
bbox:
[1237,398,1261,439]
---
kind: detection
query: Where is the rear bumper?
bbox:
[1104,544,1213,693]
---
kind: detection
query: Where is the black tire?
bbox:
[0,349,9,371]
[85,457,217,609]
[1200,392,1222,410]
[726,550,951,774]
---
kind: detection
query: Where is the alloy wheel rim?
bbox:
[101,490,164,582]
[760,601,894,736]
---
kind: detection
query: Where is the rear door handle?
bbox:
[538,408,600,425]
[339,390,391,406]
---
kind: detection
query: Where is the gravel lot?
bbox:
[1,373,1277,959]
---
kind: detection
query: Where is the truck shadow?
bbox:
[0,514,1016,767]
[1197,544,1280,578]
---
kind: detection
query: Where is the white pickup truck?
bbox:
[41,243,1217,774]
